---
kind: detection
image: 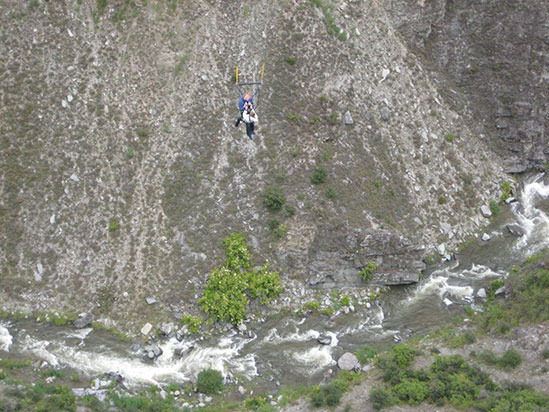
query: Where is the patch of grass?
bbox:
[438,195,446,205]
[325,185,337,199]
[310,383,343,407]
[311,165,328,184]
[180,315,202,333]
[327,112,338,125]
[500,181,512,202]
[285,57,296,65]
[286,113,303,124]
[356,344,377,364]
[445,133,455,143]
[359,261,377,282]
[97,0,107,15]
[125,148,134,159]
[489,200,500,216]
[108,219,120,232]
[283,204,296,217]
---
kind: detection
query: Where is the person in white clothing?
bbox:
[242,109,258,140]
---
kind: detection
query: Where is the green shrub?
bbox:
[222,232,251,271]
[196,369,223,394]
[36,385,76,412]
[392,344,417,368]
[369,386,394,410]
[199,235,282,325]
[310,387,325,407]
[198,267,248,325]
[541,348,549,359]
[392,378,429,405]
[340,295,351,307]
[323,384,343,406]
[311,166,328,184]
[263,186,286,212]
[438,195,446,205]
[499,349,521,369]
[445,133,455,143]
[310,384,342,407]
[247,265,283,304]
[359,261,377,282]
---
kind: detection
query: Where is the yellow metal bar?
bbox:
[235,66,239,83]
[260,63,265,81]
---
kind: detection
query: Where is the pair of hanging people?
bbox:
[235,91,258,140]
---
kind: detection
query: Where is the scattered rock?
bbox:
[344,111,354,125]
[141,323,153,335]
[495,286,506,296]
[505,197,517,204]
[480,205,492,218]
[145,297,157,305]
[317,334,332,345]
[337,352,360,371]
[159,322,174,336]
[481,233,491,241]
[69,173,79,182]
[105,371,124,383]
[73,312,92,329]
[506,224,525,237]
[437,243,446,255]
[236,323,247,333]
[380,107,391,121]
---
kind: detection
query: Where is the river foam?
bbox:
[0,323,12,352]
[513,174,549,250]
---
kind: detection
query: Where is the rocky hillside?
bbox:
[0,0,518,327]
[387,0,548,173]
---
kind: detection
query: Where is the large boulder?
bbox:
[337,353,360,371]
[72,313,92,329]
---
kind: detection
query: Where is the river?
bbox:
[0,173,547,392]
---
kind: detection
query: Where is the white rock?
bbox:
[238,385,246,395]
[337,352,359,370]
[344,111,353,125]
[145,297,157,305]
[481,233,491,241]
[67,94,73,103]
[37,263,43,274]
[366,302,371,309]
[380,68,390,81]
[70,173,79,182]
[68,29,74,37]
[477,288,487,298]
[50,214,55,224]
[437,243,446,255]
[480,205,492,218]
[443,298,453,306]
[61,100,68,108]
[141,323,153,335]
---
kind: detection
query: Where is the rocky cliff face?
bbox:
[0,0,516,327]
[387,0,548,173]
